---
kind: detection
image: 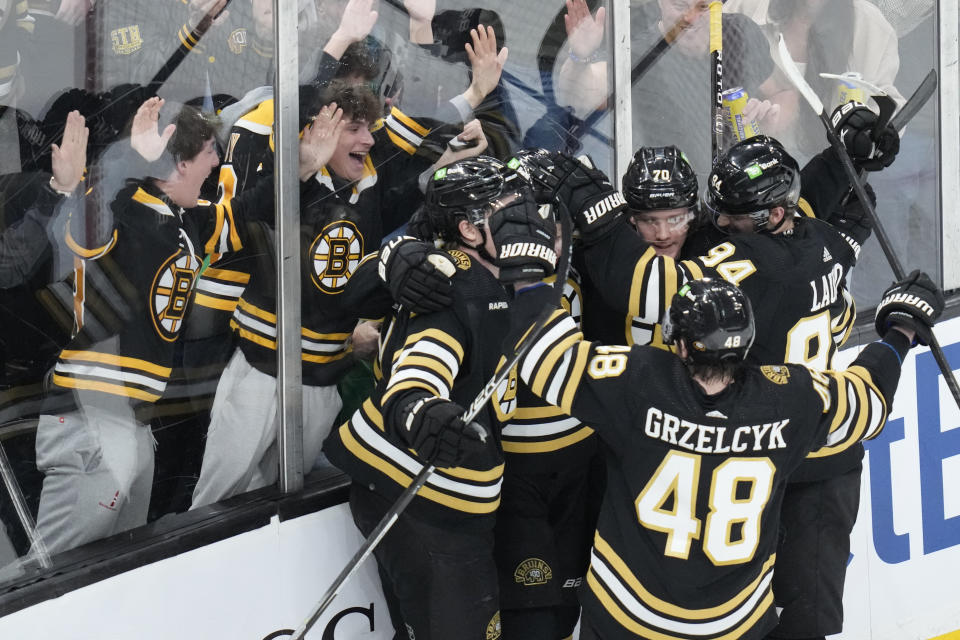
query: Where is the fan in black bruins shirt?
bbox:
[500,273,942,640]
[30,96,341,554]
[323,155,559,640]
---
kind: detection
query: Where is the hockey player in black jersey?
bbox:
[501,272,942,640]
[323,155,559,640]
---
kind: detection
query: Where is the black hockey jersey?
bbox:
[511,296,902,640]
[45,176,271,413]
[323,250,516,531]
[581,212,857,369]
[227,107,436,385]
[501,269,597,472]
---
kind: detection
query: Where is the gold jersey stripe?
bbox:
[389,106,430,136]
[52,375,162,402]
[59,350,172,377]
[194,293,239,311]
[403,328,466,363]
[587,570,775,640]
[502,426,595,454]
[593,533,777,618]
[201,267,250,283]
[339,424,500,514]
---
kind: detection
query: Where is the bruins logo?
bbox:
[447,249,472,271]
[513,558,553,586]
[761,365,791,385]
[310,221,364,294]
[227,28,248,55]
[110,25,143,55]
[151,251,201,342]
[485,611,501,640]
[491,358,518,421]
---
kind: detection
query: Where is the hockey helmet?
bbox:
[662,278,755,365]
[622,146,699,211]
[704,136,801,232]
[421,156,516,241]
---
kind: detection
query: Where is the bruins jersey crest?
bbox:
[485,612,501,640]
[310,221,364,294]
[513,558,553,586]
[447,249,472,271]
[761,365,791,385]
[111,24,143,55]
[227,28,248,55]
[151,250,201,342]
[491,358,519,421]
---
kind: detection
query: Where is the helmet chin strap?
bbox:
[466,226,498,266]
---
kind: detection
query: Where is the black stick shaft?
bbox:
[709,1,723,163]
[817,111,960,409]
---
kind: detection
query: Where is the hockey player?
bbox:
[190,81,490,508]
[322,156,559,639]
[30,96,341,554]
[501,271,942,640]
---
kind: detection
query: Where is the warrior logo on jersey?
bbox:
[447,249,472,271]
[228,28,248,54]
[514,558,553,586]
[151,251,201,342]
[310,221,364,294]
[485,612,502,640]
[761,365,791,385]
[111,25,143,55]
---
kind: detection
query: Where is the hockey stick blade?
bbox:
[819,72,886,98]
[776,34,960,412]
[891,69,937,132]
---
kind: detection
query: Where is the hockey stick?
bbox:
[0,439,51,569]
[891,69,938,133]
[290,214,574,639]
[147,0,234,92]
[776,35,960,411]
[709,1,723,163]
[823,69,934,205]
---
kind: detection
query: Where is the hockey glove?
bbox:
[874,270,944,346]
[399,397,487,468]
[488,190,558,283]
[827,183,875,246]
[831,101,900,172]
[548,152,626,244]
[378,236,457,313]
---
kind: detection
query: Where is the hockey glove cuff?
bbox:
[874,269,944,346]
[378,236,457,313]
[399,396,486,468]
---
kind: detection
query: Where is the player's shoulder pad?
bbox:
[235,98,275,134]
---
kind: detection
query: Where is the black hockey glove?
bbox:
[831,101,900,172]
[547,152,626,244]
[488,190,558,283]
[378,236,457,313]
[508,149,563,205]
[828,183,875,245]
[874,270,944,346]
[399,397,487,468]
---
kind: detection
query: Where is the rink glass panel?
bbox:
[0,0,615,587]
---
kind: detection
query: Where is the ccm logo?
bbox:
[583,192,626,225]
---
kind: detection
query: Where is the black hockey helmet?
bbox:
[705,135,800,232]
[622,146,699,211]
[662,278,755,365]
[420,156,514,241]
